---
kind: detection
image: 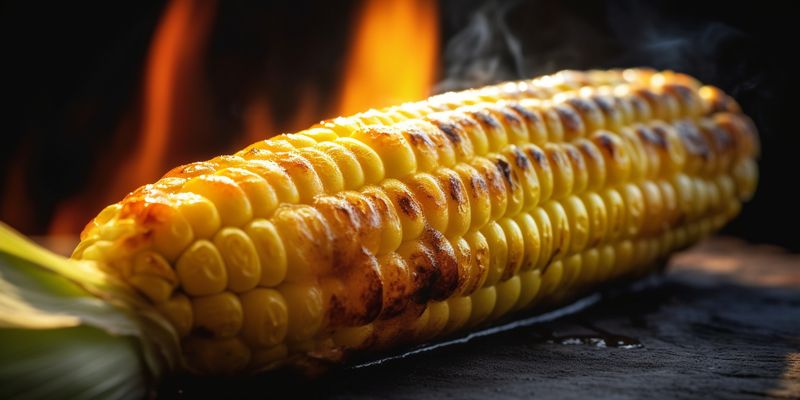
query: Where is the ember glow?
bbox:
[30,0,440,236]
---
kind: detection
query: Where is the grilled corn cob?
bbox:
[73,68,758,375]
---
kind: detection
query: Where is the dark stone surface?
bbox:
[160,238,800,399]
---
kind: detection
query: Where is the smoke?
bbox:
[436,0,765,105]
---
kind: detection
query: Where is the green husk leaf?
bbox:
[0,223,180,399]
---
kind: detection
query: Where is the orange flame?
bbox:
[47,0,216,235]
[42,0,440,237]
[110,0,217,195]
[337,0,439,115]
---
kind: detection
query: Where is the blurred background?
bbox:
[1,0,797,250]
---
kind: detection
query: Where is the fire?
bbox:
[5,0,440,237]
[337,0,439,115]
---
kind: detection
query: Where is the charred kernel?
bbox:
[380,179,426,240]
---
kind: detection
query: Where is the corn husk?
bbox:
[0,223,180,400]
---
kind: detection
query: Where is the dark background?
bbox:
[1,0,797,250]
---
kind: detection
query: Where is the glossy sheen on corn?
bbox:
[74,69,758,375]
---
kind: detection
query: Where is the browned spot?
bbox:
[555,104,583,135]
[397,194,422,220]
[494,157,513,186]
[326,249,384,327]
[420,228,459,301]
[595,132,617,158]
[500,108,523,127]
[577,140,603,165]
[508,103,539,124]
[447,173,466,204]
[566,98,596,118]
[565,145,586,170]
[469,174,489,199]
[526,146,547,166]
[377,254,411,320]
[636,125,667,149]
[592,95,616,116]
[473,110,501,129]
[405,127,435,148]
[675,120,710,159]
[663,84,694,107]
[432,120,463,145]
[511,147,530,170]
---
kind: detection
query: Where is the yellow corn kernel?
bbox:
[464,230,491,292]
[216,168,278,218]
[467,286,497,327]
[314,142,365,190]
[471,157,508,221]
[214,227,261,293]
[544,144,574,200]
[174,193,222,239]
[443,296,472,334]
[192,292,243,338]
[156,293,193,337]
[362,186,404,255]
[563,144,588,195]
[271,205,332,282]
[575,138,607,192]
[620,183,645,237]
[579,248,600,287]
[480,221,508,287]
[514,269,542,311]
[522,144,554,203]
[530,207,555,270]
[240,288,288,348]
[243,159,300,204]
[278,282,324,342]
[423,301,450,340]
[543,201,571,262]
[591,131,631,185]
[562,196,590,254]
[176,240,227,296]
[538,261,564,299]
[435,168,472,237]
[333,324,374,349]
[380,179,426,241]
[404,173,449,234]
[490,275,521,320]
[561,254,583,289]
[498,218,524,280]
[454,163,491,231]
[244,219,287,287]
[183,174,253,227]
[352,127,417,178]
[128,251,177,303]
[514,212,541,271]
[273,152,325,203]
[596,244,616,281]
[335,137,385,184]
[297,148,345,194]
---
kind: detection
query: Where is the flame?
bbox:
[36,0,441,237]
[110,0,216,195]
[46,0,216,235]
[337,0,439,115]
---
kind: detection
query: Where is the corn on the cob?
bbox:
[73,68,759,375]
